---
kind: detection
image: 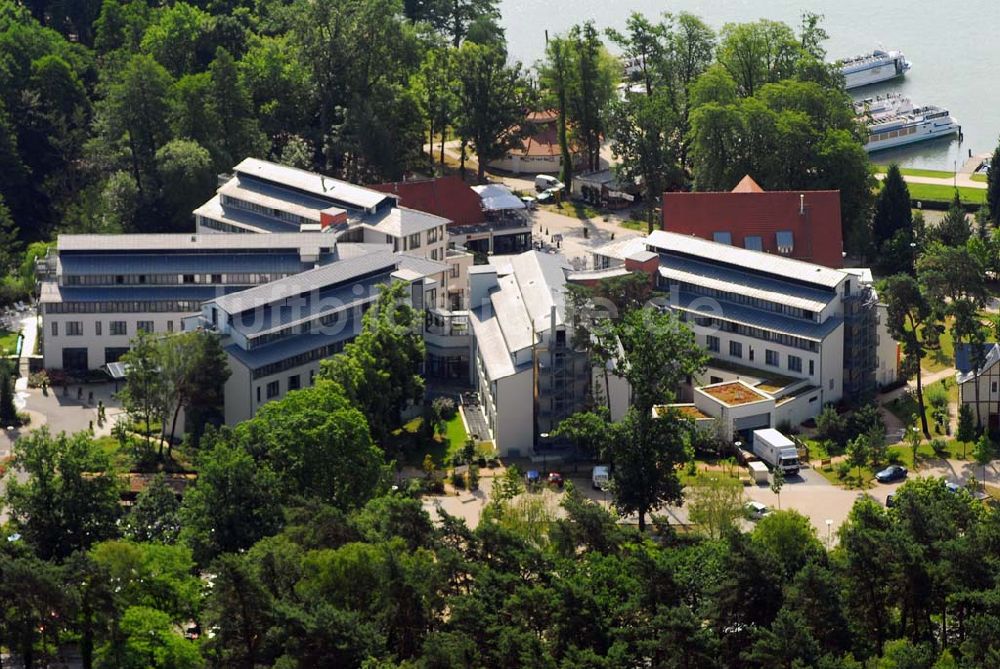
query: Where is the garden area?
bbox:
[0,328,19,355]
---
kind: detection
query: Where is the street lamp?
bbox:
[825,519,833,549]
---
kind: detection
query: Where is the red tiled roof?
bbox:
[732,175,764,193]
[372,176,486,228]
[662,176,844,268]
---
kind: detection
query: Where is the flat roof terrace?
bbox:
[701,381,770,406]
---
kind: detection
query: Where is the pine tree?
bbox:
[873,164,912,249]
[0,363,17,425]
[988,140,1000,227]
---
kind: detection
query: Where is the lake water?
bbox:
[500,0,998,170]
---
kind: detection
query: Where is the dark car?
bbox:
[548,472,564,488]
[875,465,907,483]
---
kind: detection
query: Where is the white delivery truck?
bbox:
[592,465,610,490]
[751,429,800,476]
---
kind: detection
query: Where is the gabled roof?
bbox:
[372,176,486,228]
[363,206,448,238]
[661,178,844,268]
[956,343,1000,383]
[732,175,765,193]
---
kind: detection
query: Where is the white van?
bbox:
[534,174,563,192]
[592,465,610,490]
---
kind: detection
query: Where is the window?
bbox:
[137,321,153,333]
[713,231,732,245]
[765,349,779,367]
[408,232,422,249]
[729,341,742,358]
[66,321,83,336]
[707,335,720,352]
[256,386,261,403]
[182,274,195,284]
[809,359,815,375]
[744,235,763,251]
[110,321,127,336]
[167,320,174,333]
[288,375,301,391]
[104,347,129,363]
[844,280,851,297]
[450,264,460,279]
[309,369,315,385]
[211,274,222,284]
[95,321,101,336]
[788,355,802,373]
[748,348,754,362]
[266,380,280,398]
[51,321,58,336]
[555,330,566,347]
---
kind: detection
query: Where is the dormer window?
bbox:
[776,231,794,253]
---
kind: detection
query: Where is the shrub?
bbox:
[835,461,852,480]
[930,438,948,457]
[433,396,457,421]
[450,469,466,490]
[467,464,480,491]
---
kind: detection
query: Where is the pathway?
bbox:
[877,366,957,441]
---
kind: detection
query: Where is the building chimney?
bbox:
[799,193,805,215]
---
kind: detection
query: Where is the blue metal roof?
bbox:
[672,290,843,342]
[60,253,320,276]
[231,274,388,336]
[49,285,233,302]
[225,322,363,370]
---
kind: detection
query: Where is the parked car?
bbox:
[945,481,961,494]
[547,472,564,488]
[591,465,610,490]
[534,174,564,192]
[745,501,770,520]
[875,465,908,483]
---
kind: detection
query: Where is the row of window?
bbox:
[251,340,348,380]
[222,194,314,227]
[64,272,289,287]
[256,371,314,403]
[707,335,813,375]
[670,280,819,321]
[46,300,203,314]
[52,319,173,337]
[693,316,819,352]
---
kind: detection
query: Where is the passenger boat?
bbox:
[837,48,911,89]
[857,96,961,152]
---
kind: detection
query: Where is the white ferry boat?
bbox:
[838,49,911,90]
[852,92,907,118]
[858,98,961,152]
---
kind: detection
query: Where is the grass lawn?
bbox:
[876,166,957,179]
[543,200,602,221]
[619,219,647,231]
[971,173,988,183]
[395,414,471,468]
[906,182,986,206]
[0,329,19,356]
